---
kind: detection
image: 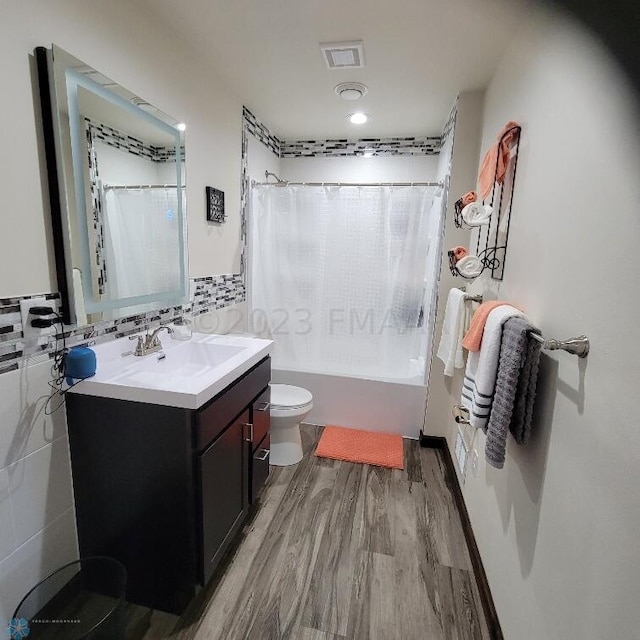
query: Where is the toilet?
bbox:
[269,384,313,466]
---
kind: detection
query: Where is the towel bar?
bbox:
[531,333,590,358]
[463,294,483,303]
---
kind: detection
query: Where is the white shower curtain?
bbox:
[103,188,183,300]
[250,184,439,380]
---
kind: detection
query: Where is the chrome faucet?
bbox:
[128,326,173,356]
[144,326,173,354]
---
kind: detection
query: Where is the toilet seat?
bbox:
[270,384,313,410]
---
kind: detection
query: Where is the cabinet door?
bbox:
[199,410,249,584]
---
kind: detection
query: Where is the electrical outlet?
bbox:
[19,297,56,353]
[471,449,479,478]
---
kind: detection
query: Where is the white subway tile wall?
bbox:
[0,273,244,625]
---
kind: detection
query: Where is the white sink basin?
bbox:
[69,332,273,409]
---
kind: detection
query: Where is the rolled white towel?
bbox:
[461,202,492,226]
[456,255,483,279]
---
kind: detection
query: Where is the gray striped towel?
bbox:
[460,305,523,430]
[485,316,542,469]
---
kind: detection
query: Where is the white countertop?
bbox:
[68,332,273,409]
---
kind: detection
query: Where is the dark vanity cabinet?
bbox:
[66,356,271,614]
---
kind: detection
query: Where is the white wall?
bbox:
[423,90,483,435]
[281,154,438,183]
[95,143,186,187]
[1,0,242,298]
[0,362,77,627]
[95,142,161,185]
[0,0,244,625]
[427,10,640,639]
[247,134,281,182]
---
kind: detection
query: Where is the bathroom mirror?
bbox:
[36,45,187,325]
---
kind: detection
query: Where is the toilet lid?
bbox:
[270,384,313,409]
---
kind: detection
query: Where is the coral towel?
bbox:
[452,246,468,260]
[462,301,512,352]
[461,191,478,206]
[478,121,520,200]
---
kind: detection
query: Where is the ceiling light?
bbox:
[176,123,187,131]
[363,148,375,158]
[335,82,368,101]
[349,112,368,125]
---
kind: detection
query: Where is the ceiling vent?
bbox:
[320,40,365,69]
[335,82,368,100]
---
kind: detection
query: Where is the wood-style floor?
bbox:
[131,425,490,640]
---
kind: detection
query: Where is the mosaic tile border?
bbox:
[243,106,282,157]
[86,122,108,295]
[0,275,245,376]
[441,98,458,146]
[87,118,184,163]
[240,106,281,274]
[240,123,249,275]
[243,105,443,159]
[280,136,441,158]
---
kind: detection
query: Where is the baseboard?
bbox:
[419,430,446,448]
[420,430,503,640]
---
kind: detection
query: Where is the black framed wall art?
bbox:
[206,186,225,223]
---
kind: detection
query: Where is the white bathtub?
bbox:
[271,367,427,438]
[200,304,429,437]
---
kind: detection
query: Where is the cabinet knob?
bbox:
[254,449,270,461]
[256,402,271,412]
[244,422,254,443]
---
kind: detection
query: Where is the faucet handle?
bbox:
[129,334,145,356]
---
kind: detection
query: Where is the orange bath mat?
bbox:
[315,425,404,469]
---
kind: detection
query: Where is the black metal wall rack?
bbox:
[449,124,522,281]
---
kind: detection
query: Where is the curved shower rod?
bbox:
[258,171,442,188]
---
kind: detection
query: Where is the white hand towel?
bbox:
[436,288,467,376]
[461,202,492,226]
[460,305,523,429]
[456,255,483,279]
